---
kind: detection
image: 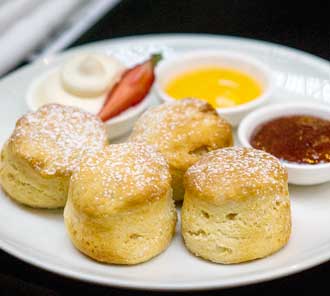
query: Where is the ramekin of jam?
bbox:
[238,103,330,185]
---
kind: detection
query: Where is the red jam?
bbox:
[250,115,330,164]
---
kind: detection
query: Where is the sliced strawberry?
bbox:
[98,53,162,122]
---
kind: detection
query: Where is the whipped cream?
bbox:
[30,53,125,114]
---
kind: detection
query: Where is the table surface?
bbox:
[1,0,330,295]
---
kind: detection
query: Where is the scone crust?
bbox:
[182,191,291,264]
[0,104,108,208]
[0,142,70,208]
[184,147,288,205]
[7,104,108,177]
[65,142,177,264]
[69,143,172,216]
[129,98,233,200]
[65,191,177,264]
[182,147,291,264]
[129,98,233,171]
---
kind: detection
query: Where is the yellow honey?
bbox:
[165,67,262,108]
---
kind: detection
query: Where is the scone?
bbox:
[129,98,233,200]
[64,143,177,265]
[0,104,108,208]
[182,147,291,264]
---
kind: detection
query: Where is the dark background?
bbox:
[1,0,330,295]
[73,0,330,60]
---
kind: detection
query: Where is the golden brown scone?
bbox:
[129,98,233,200]
[64,143,177,265]
[0,104,108,208]
[182,147,291,264]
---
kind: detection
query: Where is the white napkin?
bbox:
[38,0,121,58]
[0,0,43,34]
[0,0,84,76]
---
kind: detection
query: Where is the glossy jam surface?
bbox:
[251,115,330,164]
[165,67,262,108]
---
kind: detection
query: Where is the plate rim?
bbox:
[3,33,330,83]
[1,236,330,291]
[1,33,330,291]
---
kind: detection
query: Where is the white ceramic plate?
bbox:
[0,34,330,291]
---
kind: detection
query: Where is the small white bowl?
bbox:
[238,103,330,185]
[26,68,152,140]
[155,50,274,126]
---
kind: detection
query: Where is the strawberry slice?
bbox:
[98,53,162,122]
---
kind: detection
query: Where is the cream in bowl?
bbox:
[155,50,273,126]
[238,103,330,185]
[27,52,125,114]
[26,52,160,139]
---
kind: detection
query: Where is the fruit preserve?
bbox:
[165,67,262,108]
[250,115,330,164]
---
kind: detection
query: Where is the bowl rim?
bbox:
[154,49,274,114]
[238,102,330,170]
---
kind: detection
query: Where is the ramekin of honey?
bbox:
[155,50,274,126]
[238,103,330,185]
